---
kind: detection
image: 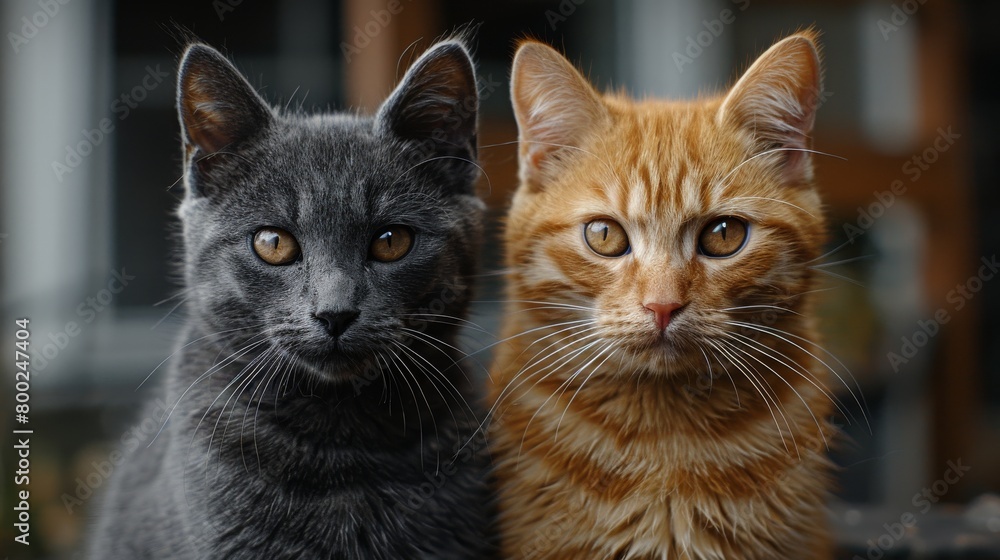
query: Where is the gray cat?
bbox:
[88,39,496,559]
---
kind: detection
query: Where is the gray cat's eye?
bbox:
[697,217,749,258]
[370,225,414,262]
[252,227,301,265]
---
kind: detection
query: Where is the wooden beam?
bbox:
[342,0,441,111]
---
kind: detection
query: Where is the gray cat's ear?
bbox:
[510,41,607,191]
[376,41,478,160]
[177,44,272,159]
[718,31,822,184]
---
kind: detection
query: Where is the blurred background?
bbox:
[1,0,998,558]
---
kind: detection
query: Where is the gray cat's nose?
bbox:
[314,309,360,338]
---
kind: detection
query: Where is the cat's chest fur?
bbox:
[491,321,833,560]
[149,339,490,559]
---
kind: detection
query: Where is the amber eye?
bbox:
[698,217,749,258]
[252,227,301,265]
[370,225,414,262]
[584,219,630,257]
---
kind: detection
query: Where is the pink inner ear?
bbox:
[719,35,822,184]
[524,139,558,172]
[177,47,272,158]
[526,145,545,169]
[376,42,477,154]
[184,99,230,154]
[512,43,608,190]
[181,74,228,154]
[778,134,815,184]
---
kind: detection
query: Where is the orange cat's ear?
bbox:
[511,41,607,190]
[719,31,822,184]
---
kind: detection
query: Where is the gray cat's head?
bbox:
[174,41,482,382]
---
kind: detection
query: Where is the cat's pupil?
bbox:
[583,219,629,258]
[698,217,747,258]
[252,227,301,265]
[370,226,414,262]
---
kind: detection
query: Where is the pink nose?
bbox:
[644,302,683,330]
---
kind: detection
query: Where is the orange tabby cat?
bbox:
[490,31,843,559]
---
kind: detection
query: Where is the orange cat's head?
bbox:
[506,32,828,372]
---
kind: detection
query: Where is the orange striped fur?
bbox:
[490,31,840,559]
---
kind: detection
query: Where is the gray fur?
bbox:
[88,40,496,559]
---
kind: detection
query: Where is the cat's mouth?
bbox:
[286,343,379,382]
[615,327,702,368]
[641,334,687,354]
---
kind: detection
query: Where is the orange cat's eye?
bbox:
[253,227,301,265]
[698,217,749,258]
[370,225,414,262]
[584,219,630,258]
